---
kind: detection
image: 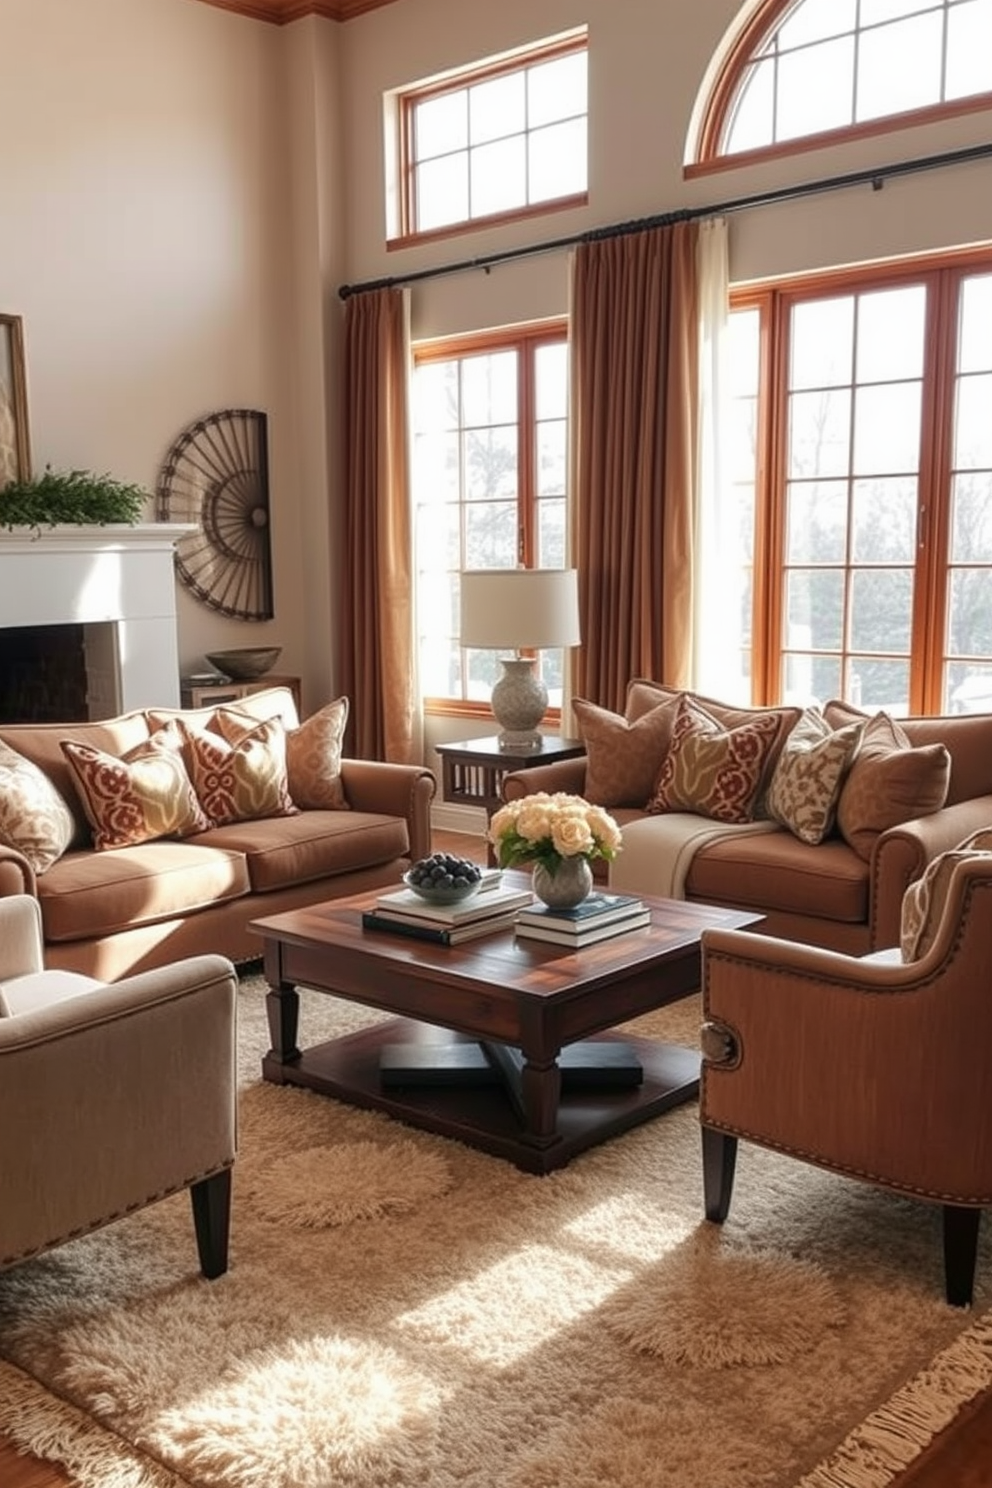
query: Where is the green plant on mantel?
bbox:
[0,466,148,529]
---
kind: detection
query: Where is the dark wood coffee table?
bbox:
[251,879,759,1174]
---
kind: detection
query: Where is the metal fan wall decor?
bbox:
[157,408,274,620]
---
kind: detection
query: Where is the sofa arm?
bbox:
[870,793,992,949]
[0,953,238,1269]
[338,760,436,864]
[0,846,36,900]
[502,757,589,802]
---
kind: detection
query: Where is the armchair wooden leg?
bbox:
[942,1204,981,1308]
[190,1168,232,1280]
[702,1127,738,1223]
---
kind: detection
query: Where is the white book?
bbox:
[375,881,534,926]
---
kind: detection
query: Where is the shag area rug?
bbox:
[2,973,992,1488]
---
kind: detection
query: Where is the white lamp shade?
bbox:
[459,569,581,652]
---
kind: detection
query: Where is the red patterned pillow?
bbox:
[60,725,209,851]
[179,716,298,827]
[214,697,350,811]
[646,694,780,824]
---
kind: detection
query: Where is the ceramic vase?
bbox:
[531,856,594,910]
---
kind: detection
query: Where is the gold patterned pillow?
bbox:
[0,739,75,873]
[765,709,864,846]
[179,716,298,826]
[832,710,951,861]
[61,726,210,851]
[573,695,679,808]
[900,828,992,961]
[646,694,780,824]
[215,697,350,811]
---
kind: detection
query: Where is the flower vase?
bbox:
[531,856,594,910]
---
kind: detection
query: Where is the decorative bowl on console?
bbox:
[205,646,282,681]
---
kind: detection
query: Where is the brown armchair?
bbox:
[699,855,992,1306]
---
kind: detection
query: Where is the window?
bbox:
[411,324,569,712]
[732,248,992,715]
[392,32,587,243]
[694,0,992,170]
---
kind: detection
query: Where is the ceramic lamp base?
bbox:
[491,658,547,751]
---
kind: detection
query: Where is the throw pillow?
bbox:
[900,827,992,961]
[646,694,781,824]
[572,695,679,808]
[60,726,210,851]
[179,716,298,827]
[0,739,75,874]
[833,710,951,861]
[765,709,864,846]
[215,697,350,811]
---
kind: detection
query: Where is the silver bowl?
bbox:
[205,647,282,681]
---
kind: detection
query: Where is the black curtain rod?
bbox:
[337,138,992,300]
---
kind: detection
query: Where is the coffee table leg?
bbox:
[482,1042,562,1150]
[264,979,301,1069]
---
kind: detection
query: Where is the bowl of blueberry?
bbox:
[404,853,484,904]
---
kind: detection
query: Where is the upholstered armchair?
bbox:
[699,853,992,1306]
[0,896,237,1279]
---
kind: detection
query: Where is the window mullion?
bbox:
[914,268,958,713]
[518,344,535,568]
[753,289,788,704]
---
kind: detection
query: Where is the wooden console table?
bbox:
[181,673,302,715]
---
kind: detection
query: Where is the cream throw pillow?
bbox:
[572,695,679,808]
[0,739,75,874]
[766,709,864,846]
[900,828,992,961]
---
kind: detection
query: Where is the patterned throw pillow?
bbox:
[900,828,992,961]
[179,716,298,827]
[61,726,210,851]
[0,739,75,874]
[832,710,951,862]
[646,694,780,824]
[573,695,679,808]
[215,697,350,811]
[765,709,864,846]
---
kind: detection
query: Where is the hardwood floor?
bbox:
[3,829,989,1488]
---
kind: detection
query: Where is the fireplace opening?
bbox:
[0,623,120,724]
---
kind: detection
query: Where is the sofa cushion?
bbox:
[36,842,251,943]
[826,707,952,861]
[146,683,301,737]
[179,717,298,827]
[899,828,992,961]
[765,709,864,846]
[0,712,152,846]
[60,727,209,850]
[647,694,780,824]
[0,739,75,874]
[216,697,351,812]
[572,695,679,808]
[189,810,410,893]
[687,831,869,924]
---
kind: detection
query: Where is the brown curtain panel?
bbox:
[339,288,417,762]
[570,221,699,714]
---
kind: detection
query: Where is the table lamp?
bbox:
[459,568,581,750]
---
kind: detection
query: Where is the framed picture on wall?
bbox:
[0,313,31,490]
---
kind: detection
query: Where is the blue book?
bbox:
[516,891,644,930]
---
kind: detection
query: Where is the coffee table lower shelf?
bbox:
[262,1017,700,1174]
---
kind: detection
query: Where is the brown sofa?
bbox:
[0,686,435,979]
[501,683,992,954]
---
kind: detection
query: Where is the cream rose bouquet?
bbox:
[488,792,623,873]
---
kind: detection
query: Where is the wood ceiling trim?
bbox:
[193,0,402,22]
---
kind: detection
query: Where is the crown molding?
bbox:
[192,0,401,22]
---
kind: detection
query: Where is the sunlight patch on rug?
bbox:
[602,1233,846,1368]
[243,1139,453,1227]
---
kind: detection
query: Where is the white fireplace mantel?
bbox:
[0,523,197,713]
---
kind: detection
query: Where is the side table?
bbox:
[435,734,586,826]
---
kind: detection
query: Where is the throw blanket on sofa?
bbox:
[608,812,780,900]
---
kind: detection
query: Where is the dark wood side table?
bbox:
[435,735,586,822]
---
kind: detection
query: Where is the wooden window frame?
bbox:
[412,320,569,720]
[390,32,588,249]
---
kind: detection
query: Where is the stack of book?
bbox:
[514,891,650,947]
[362,877,535,945]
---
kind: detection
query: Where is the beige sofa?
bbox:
[501,682,992,954]
[0,686,435,979]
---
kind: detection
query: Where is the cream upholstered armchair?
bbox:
[699,853,992,1306]
[0,896,237,1279]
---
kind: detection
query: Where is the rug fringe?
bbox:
[0,1359,187,1488]
[795,1308,992,1487]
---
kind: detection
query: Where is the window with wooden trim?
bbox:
[411,324,570,712]
[732,248,992,716]
[695,0,992,170]
[392,32,587,244]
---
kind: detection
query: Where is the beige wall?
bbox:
[2,0,991,734]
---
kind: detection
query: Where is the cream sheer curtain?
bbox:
[339,287,422,763]
[568,221,700,715]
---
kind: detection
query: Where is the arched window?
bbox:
[694,0,992,170]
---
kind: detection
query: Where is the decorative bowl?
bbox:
[402,871,481,906]
[205,647,282,681]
